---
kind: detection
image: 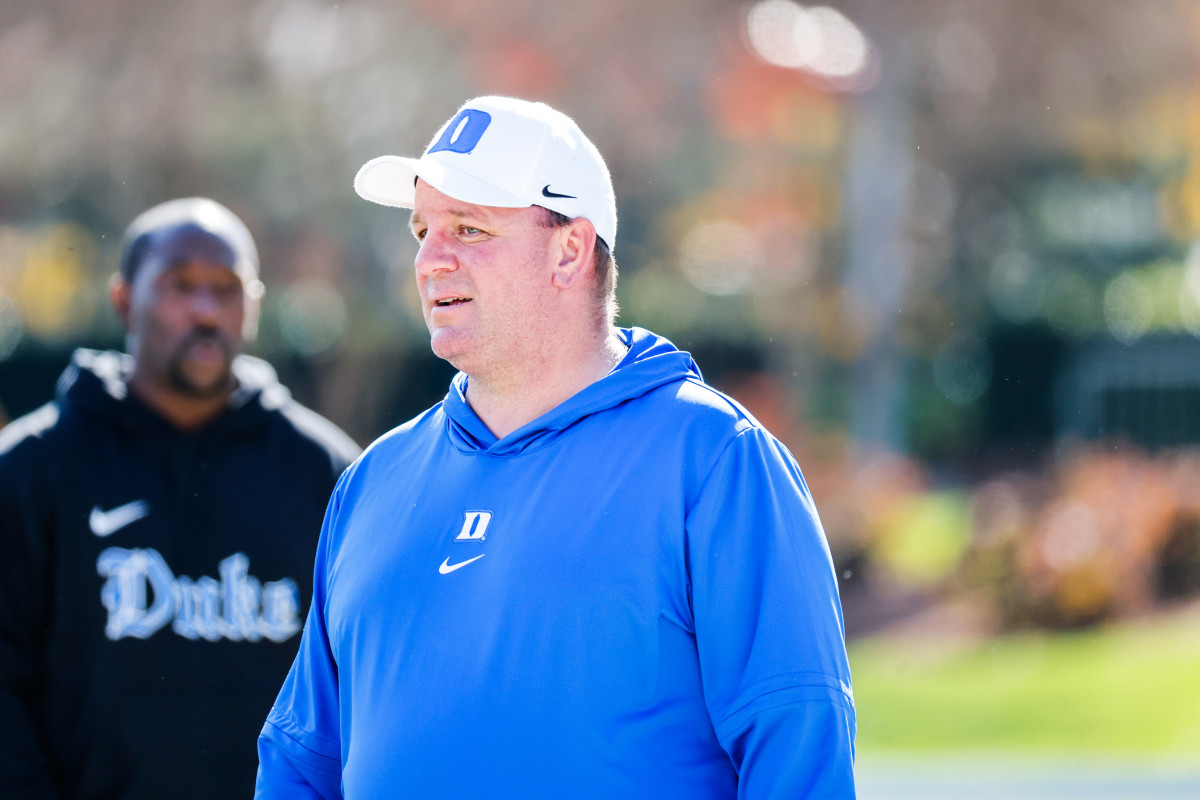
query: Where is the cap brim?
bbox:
[354,155,532,210]
[354,156,421,208]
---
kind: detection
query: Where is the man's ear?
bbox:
[108,273,131,329]
[242,278,264,342]
[550,217,597,291]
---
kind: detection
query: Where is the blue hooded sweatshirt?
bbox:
[256,327,856,799]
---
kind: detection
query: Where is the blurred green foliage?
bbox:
[873,491,972,588]
[851,606,1200,756]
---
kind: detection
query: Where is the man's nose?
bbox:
[414,230,458,277]
[187,286,222,320]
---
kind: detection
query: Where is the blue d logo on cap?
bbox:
[427,109,492,156]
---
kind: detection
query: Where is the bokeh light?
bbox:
[1182,238,1200,337]
[744,1,872,84]
[933,331,992,406]
[971,478,1030,548]
[987,248,1045,324]
[278,278,348,356]
[1035,499,1101,573]
[1103,270,1154,344]
[677,219,764,296]
[254,0,384,88]
[3,223,99,340]
[1042,268,1101,337]
[1035,175,1163,252]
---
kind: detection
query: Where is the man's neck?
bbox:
[127,376,234,433]
[465,328,626,439]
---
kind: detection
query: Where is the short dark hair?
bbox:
[538,207,618,325]
[119,198,259,282]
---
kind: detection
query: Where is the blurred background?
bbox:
[2,0,1200,795]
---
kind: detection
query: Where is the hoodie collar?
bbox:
[442,327,700,456]
[57,348,290,438]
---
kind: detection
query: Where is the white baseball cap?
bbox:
[354,96,617,248]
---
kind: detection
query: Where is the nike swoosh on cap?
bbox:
[439,554,485,574]
[90,500,150,538]
[541,185,576,199]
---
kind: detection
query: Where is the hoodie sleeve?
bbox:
[0,429,62,797]
[685,427,857,799]
[255,479,346,800]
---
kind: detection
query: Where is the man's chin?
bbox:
[429,330,469,365]
[168,361,235,399]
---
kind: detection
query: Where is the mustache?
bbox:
[174,327,234,358]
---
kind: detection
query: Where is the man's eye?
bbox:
[461,226,482,236]
[413,228,427,241]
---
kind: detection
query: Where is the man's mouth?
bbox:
[187,340,227,362]
[434,297,471,307]
[179,330,231,364]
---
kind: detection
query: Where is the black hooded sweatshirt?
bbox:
[0,349,360,799]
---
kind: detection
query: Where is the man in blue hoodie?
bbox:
[257,96,857,798]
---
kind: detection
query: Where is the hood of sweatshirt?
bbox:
[56,348,292,440]
[442,327,701,457]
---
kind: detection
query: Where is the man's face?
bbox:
[410,180,561,377]
[119,225,258,399]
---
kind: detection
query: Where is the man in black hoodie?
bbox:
[0,198,360,799]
